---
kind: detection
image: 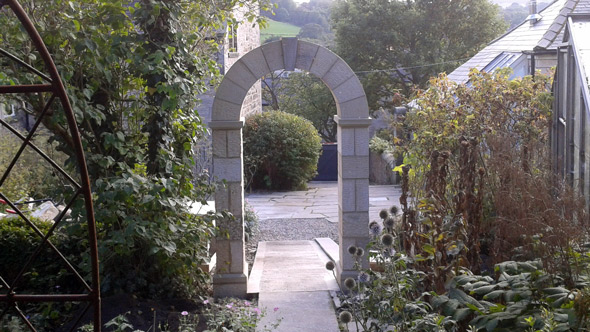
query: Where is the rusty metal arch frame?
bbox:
[0,0,100,331]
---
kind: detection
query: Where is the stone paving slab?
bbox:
[246,181,401,222]
[256,291,340,332]
[248,240,338,293]
[250,240,341,332]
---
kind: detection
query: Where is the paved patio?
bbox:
[245,181,402,222]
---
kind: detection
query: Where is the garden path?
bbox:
[246,182,401,331]
[250,240,340,332]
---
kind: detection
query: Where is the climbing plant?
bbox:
[0,0,270,298]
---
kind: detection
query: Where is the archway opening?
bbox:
[210,38,371,297]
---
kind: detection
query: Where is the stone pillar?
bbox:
[334,116,372,284]
[209,119,248,298]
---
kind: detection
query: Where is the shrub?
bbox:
[243,111,322,190]
[244,202,259,242]
[369,136,394,155]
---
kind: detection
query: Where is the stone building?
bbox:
[197,7,262,124]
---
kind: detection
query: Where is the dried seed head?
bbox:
[355,247,365,257]
[358,271,370,283]
[325,261,335,271]
[384,217,395,229]
[390,205,400,215]
[369,222,382,237]
[381,233,394,247]
[344,277,356,289]
[479,167,485,176]
[339,311,353,324]
[379,209,389,220]
[347,245,358,255]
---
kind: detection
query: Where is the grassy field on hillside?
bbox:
[261,19,301,43]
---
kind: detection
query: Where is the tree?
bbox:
[277,73,337,142]
[331,0,507,111]
[0,0,268,298]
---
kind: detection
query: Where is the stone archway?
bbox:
[210,38,370,297]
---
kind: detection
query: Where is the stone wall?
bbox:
[369,151,399,185]
[224,6,262,119]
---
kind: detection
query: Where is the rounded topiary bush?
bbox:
[244,111,322,190]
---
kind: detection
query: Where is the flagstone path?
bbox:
[246,182,401,332]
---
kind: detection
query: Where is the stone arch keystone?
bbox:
[210,38,371,297]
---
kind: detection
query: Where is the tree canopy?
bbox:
[331,0,507,111]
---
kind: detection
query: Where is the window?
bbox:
[228,24,238,54]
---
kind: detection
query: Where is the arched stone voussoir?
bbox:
[211,98,242,121]
[215,76,248,106]
[336,95,370,119]
[321,59,356,93]
[295,40,320,72]
[225,60,260,92]
[239,47,272,79]
[261,41,285,72]
[308,46,340,79]
[331,75,368,116]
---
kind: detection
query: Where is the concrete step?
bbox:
[249,240,341,332]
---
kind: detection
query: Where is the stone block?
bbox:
[281,38,298,71]
[339,210,370,238]
[339,155,369,179]
[225,60,258,91]
[213,157,242,182]
[226,129,242,158]
[309,46,339,79]
[240,47,271,78]
[338,179,356,212]
[211,99,242,121]
[230,239,246,273]
[332,76,366,104]
[355,128,370,156]
[213,273,248,298]
[229,182,245,216]
[321,60,354,91]
[216,78,248,105]
[212,130,228,158]
[261,41,285,72]
[213,239,231,273]
[355,179,370,212]
[337,127,355,156]
[296,41,319,71]
[214,184,229,211]
[336,96,370,119]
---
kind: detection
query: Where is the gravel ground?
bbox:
[246,218,339,267]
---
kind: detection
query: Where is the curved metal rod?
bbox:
[1,1,101,330]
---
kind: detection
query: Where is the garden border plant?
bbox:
[322,70,590,332]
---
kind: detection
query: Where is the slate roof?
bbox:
[448,0,585,84]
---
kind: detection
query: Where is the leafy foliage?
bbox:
[331,0,507,109]
[0,0,269,298]
[433,261,579,331]
[0,131,65,202]
[243,111,322,190]
[263,72,337,142]
[394,70,586,290]
[329,70,590,331]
